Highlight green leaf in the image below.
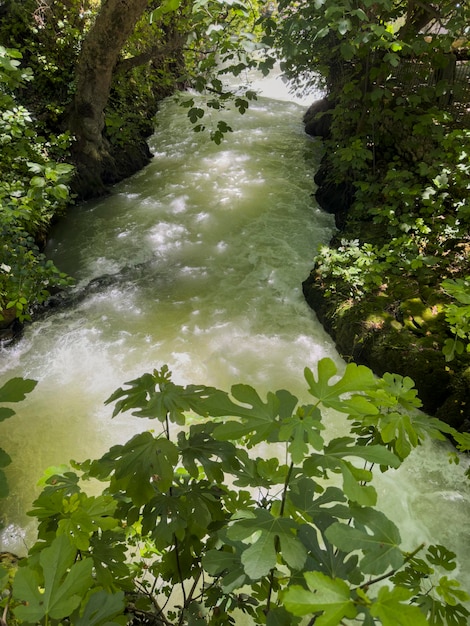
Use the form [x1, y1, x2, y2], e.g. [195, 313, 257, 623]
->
[370, 585, 428, 625]
[189, 107, 205, 123]
[266, 605, 297, 626]
[303, 438, 399, 505]
[178, 423, 239, 481]
[56, 493, 118, 550]
[214, 386, 288, 445]
[107, 367, 239, 426]
[427, 544, 457, 571]
[30, 175, 45, 188]
[75, 590, 126, 625]
[325, 507, 403, 574]
[0, 377, 37, 402]
[241, 534, 277, 579]
[283, 572, 357, 625]
[304, 359, 376, 409]
[436, 576, 470, 605]
[0, 448, 12, 497]
[90, 432, 178, 504]
[13, 535, 93, 622]
[227, 509, 306, 578]
[378, 412, 418, 460]
[0, 448, 11, 469]
[279, 405, 324, 462]
[337, 18, 351, 35]
[0, 407, 15, 422]
[203, 549, 247, 591]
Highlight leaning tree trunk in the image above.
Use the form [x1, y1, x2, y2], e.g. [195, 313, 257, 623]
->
[69, 0, 149, 195]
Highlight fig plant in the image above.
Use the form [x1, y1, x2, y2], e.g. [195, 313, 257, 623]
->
[1, 359, 469, 624]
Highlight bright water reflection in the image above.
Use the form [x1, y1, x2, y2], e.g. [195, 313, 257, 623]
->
[0, 76, 469, 592]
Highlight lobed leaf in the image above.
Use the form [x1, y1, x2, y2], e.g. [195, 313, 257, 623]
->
[283, 571, 357, 625]
[325, 507, 403, 575]
[370, 585, 428, 626]
[13, 535, 93, 622]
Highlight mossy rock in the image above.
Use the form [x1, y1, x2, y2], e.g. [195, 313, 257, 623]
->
[303, 270, 470, 430]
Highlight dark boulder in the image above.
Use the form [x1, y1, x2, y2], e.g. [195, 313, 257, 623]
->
[303, 98, 334, 138]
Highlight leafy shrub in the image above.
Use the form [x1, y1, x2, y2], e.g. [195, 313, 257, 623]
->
[1, 360, 469, 624]
[0, 46, 73, 322]
[442, 276, 470, 361]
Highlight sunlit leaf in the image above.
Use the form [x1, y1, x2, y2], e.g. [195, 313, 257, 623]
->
[283, 571, 357, 625]
[13, 535, 93, 622]
[370, 585, 428, 625]
[304, 359, 377, 409]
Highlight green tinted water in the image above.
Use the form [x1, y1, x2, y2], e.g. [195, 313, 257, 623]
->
[0, 79, 469, 590]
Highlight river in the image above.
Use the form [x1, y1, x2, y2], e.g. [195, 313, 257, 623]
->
[1, 74, 469, 592]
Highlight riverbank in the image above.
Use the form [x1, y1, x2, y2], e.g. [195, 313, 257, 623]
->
[302, 99, 470, 432]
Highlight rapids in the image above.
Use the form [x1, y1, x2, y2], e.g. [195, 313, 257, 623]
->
[0, 74, 469, 593]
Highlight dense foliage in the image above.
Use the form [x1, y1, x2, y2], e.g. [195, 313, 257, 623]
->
[0, 0, 271, 324]
[271, 0, 470, 329]
[1, 362, 470, 625]
[1, 2, 470, 623]
[0, 45, 73, 324]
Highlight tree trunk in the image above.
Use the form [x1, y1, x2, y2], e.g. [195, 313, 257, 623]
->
[69, 0, 149, 194]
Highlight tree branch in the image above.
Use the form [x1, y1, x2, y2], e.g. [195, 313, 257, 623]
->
[115, 36, 185, 75]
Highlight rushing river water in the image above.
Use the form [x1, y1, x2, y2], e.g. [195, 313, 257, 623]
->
[1, 74, 469, 592]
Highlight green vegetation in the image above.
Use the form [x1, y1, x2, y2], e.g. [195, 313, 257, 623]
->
[1, 2, 470, 622]
[268, 0, 470, 416]
[0, 46, 73, 323]
[0, 0, 270, 324]
[1, 362, 470, 624]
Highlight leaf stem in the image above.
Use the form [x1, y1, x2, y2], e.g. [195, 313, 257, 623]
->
[267, 461, 295, 613]
[357, 542, 426, 590]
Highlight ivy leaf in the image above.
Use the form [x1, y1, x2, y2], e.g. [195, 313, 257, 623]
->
[370, 585, 428, 625]
[0, 377, 37, 402]
[75, 590, 126, 625]
[325, 507, 403, 575]
[188, 107, 205, 123]
[13, 535, 93, 622]
[234, 97, 248, 114]
[90, 432, 178, 503]
[283, 571, 357, 625]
